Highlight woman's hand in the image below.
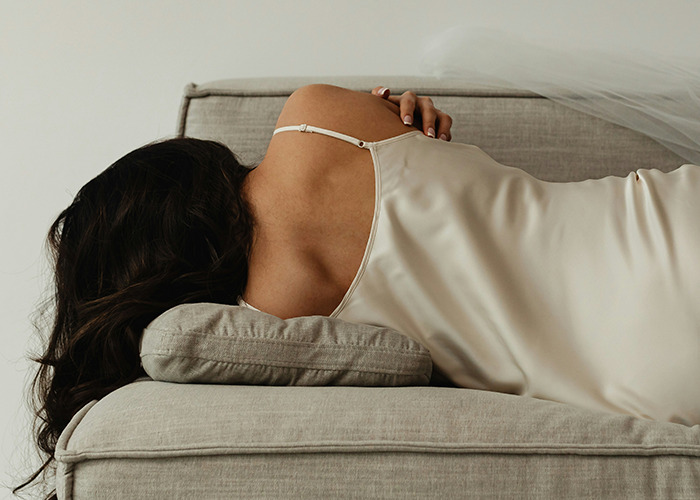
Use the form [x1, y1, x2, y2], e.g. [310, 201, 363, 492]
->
[372, 86, 453, 141]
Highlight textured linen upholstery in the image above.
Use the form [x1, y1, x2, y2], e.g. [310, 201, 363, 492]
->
[140, 302, 432, 386]
[54, 77, 700, 499]
[57, 380, 700, 499]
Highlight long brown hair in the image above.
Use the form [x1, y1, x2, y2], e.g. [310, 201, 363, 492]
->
[15, 138, 255, 498]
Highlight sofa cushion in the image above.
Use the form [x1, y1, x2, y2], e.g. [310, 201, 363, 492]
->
[140, 302, 432, 386]
[56, 380, 700, 499]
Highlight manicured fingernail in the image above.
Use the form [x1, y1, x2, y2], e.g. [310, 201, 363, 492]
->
[427, 127, 436, 138]
[379, 87, 388, 96]
[440, 133, 448, 141]
[403, 115, 413, 126]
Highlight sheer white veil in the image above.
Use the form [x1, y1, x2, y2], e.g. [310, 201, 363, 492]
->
[420, 27, 700, 165]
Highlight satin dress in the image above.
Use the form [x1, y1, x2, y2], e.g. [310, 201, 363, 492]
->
[241, 124, 700, 425]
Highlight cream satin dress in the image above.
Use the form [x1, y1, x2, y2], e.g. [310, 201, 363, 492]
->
[241, 124, 700, 425]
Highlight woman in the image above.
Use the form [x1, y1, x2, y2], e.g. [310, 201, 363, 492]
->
[18, 83, 700, 496]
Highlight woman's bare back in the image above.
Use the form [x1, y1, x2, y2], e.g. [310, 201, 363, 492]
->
[241, 85, 414, 318]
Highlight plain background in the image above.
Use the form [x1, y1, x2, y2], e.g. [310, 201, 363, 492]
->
[3, 1, 699, 497]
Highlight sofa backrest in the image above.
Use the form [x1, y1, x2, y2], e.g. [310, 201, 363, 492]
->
[177, 76, 685, 182]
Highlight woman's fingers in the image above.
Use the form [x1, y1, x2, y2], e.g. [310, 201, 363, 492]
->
[372, 86, 413, 123]
[371, 86, 452, 140]
[417, 96, 437, 137]
[372, 86, 390, 99]
[415, 96, 452, 141]
[398, 91, 417, 126]
[436, 111, 453, 141]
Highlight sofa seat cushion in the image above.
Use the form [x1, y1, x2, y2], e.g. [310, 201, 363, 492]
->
[55, 379, 700, 499]
[140, 303, 432, 387]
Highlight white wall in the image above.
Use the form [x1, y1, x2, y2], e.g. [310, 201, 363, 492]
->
[3, 0, 698, 495]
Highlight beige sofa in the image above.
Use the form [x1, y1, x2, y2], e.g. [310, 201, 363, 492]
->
[54, 77, 700, 499]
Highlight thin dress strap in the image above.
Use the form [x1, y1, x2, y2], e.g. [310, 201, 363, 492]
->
[273, 124, 370, 149]
[237, 296, 261, 312]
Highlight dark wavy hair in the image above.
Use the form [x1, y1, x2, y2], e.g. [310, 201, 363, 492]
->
[14, 138, 255, 499]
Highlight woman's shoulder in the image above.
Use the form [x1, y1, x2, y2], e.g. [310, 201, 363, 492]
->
[257, 83, 410, 202]
[274, 84, 414, 142]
